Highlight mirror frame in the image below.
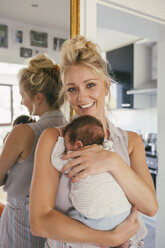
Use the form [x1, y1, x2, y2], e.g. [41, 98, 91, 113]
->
[70, 0, 80, 118]
[70, 0, 80, 38]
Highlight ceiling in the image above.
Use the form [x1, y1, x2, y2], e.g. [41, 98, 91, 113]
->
[0, 0, 164, 52]
[0, 0, 70, 32]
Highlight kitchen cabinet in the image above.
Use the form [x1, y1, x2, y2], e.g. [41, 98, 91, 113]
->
[106, 41, 157, 109]
[106, 44, 134, 109]
[132, 41, 157, 109]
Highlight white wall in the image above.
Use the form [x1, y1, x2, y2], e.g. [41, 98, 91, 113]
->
[0, 17, 69, 65]
[156, 38, 165, 248]
[108, 108, 157, 136]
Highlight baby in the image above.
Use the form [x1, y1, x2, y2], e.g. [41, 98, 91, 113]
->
[51, 115, 131, 231]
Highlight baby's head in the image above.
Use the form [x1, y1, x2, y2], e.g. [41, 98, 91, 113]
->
[63, 115, 104, 152]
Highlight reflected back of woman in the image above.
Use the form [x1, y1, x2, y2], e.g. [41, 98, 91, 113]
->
[0, 53, 66, 248]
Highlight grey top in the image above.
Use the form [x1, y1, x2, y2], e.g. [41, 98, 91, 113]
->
[51, 118, 147, 246]
[4, 110, 66, 201]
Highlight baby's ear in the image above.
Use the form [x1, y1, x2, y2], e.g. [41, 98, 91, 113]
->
[76, 141, 83, 149]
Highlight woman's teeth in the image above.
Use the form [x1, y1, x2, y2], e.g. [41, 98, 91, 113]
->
[80, 102, 94, 109]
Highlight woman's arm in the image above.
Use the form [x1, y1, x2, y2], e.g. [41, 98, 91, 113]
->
[109, 131, 158, 216]
[61, 132, 158, 217]
[29, 128, 140, 247]
[0, 124, 34, 186]
[121, 131, 158, 215]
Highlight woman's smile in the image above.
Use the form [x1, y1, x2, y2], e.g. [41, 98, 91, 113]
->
[79, 102, 95, 109]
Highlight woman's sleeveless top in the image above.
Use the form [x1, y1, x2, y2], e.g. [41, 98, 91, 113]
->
[3, 110, 66, 202]
[47, 119, 147, 247]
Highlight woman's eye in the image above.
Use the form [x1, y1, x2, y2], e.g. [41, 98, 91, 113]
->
[87, 82, 95, 88]
[67, 87, 76, 92]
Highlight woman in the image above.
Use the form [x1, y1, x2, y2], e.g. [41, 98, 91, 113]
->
[30, 36, 158, 247]
[0, 54, 66, 247]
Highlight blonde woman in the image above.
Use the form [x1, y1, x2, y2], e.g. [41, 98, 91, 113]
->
[0, 54, 66, 247]
[30, 37, 158, 248]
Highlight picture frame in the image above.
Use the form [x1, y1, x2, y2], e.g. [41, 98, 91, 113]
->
[30, 30, 48, 48]
[53, 37, 66, 51]
[14, 29, 23, 44]
[0, 24, 8, 48]
[20, 47, 33, 58]
[34, 49, 47, 55]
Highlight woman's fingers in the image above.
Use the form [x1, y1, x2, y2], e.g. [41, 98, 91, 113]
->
[62, 150, 82, 160]
[67, 164, 85, 179]
[70, 170, 89, 182]
[62, 144, 100, 160]
[61, 156, 83, 173]
[61, 144, 112, 180]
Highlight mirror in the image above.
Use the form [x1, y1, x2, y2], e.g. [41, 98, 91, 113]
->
[0, 0, 80, 203]
[0, 0, 71, 64]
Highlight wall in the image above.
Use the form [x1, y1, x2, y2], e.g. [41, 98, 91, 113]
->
[103, 0, 165, 21]
[0, 17, 69, 65]
[108, 108, 157, 136]
[156, 37, 165, 248]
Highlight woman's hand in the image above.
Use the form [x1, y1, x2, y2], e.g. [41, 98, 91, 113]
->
[109, 206, 140, 247]
[61, 144, 117, 182]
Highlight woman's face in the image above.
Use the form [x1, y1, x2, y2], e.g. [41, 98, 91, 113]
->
[65, 65, 108, 120]
[19, 85, 34, 115]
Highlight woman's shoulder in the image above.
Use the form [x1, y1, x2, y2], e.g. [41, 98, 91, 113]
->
[10, 123, 34, 140]
[39, 127, 60, 146]
[36, 127, 64, 157]
[42, 127, 59, 138]
[127, 130, 141, 142]
[3, 124, 35, 157]
[127, 131, 143, 154]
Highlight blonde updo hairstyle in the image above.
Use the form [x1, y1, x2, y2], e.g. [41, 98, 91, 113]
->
[60, 35, 111, 98]
[19, 53, 64, 110]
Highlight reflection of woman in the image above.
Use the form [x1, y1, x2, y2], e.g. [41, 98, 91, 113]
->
[0, 54, 66, 248]
[30, 36, 158, 248]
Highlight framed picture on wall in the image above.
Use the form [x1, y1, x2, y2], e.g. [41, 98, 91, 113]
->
[53, 37, 66, 51]
[0, 24, 8, 48]
[34, 49, 47, 55]
[14, 29, 23, 44]
[20, 47, 33, 58]
[30, 30, 48, 48]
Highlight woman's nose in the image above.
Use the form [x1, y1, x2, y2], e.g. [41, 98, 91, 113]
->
[77, 90, 86, 101]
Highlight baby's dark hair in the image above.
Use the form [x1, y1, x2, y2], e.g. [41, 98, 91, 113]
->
[63, 115, 104, 146]
[13, 115, 33, 126]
